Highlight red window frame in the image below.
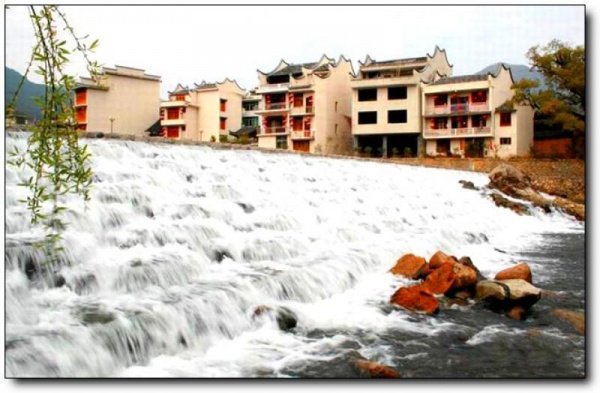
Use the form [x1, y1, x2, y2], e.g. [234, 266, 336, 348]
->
[500, 112, 512, 126]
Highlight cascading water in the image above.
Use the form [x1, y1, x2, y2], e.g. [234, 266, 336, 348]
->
[5, 131, 584, 378]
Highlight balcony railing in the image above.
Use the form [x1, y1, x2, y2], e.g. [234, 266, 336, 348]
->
[290, 105, 313, 115]
[424, 102, 490, 116]
[242, 107, 261, 115]
[256, 83, 290, 94]
[260, 126, 289, 135]
[423, 127, 492, 138]
[290, 129, 314, 139]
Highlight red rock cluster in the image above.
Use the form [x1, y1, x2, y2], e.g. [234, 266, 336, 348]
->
[388, 251, 541, 320]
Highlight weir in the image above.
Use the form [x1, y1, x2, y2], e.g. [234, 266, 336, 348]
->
[5, 132, 584, 378]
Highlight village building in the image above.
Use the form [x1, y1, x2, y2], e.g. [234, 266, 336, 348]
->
[421, 64, 534, 158]
[255, 55, 354, 154]
[74, 65, 161, 135]
[350, 47, 453, 157]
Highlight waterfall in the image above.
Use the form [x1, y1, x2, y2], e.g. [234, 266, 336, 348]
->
[4, 132, 584, 378]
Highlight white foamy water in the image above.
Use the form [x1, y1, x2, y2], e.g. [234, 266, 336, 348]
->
[4, 132, 584, 378]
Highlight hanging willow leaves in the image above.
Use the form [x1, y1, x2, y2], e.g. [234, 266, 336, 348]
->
[7, 5, 102, 262]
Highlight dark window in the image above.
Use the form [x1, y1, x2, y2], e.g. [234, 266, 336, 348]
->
[472, 115, 487, 127]
[276, 135, 288, 149]
[500, 112, 512, 126]
[388, 86, 407, 100]
[388, 110, 407, 124]
[500, 137, 512, 145]
[434, 94, 448, 106]
[358, 88, 377, 102]
[358, 111, 377, 124]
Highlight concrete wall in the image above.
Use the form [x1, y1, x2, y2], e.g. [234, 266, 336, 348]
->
[515, 104, 534, 156]
[258, 135, 277, 149]
[197, 89, 220, 142]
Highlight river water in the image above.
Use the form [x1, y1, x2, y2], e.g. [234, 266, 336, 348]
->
[4, 132, 585, 378]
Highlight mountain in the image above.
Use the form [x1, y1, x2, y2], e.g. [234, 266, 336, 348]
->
[5, 67, 45, 120]
[476, 63, 546, 89]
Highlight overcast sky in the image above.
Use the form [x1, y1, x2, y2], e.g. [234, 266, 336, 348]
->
[5, 4, 585, 99]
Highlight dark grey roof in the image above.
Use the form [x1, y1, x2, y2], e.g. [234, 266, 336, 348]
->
[431, 74, 488, 85]
[195, 82, 217, 89]
[367, 56, 427, 67]
[269, 62, 320, 76]
[230, 126, 258, 137]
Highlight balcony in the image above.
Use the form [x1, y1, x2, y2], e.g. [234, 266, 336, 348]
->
[256, 83, 290, 94]
[290, 129, 314, 140]
[258, 126, 289, 136]
[424, 102, 490, 116]
[256, 102, 289, 114]
[290, 105, 314, 116]
[242, 107, 261, 116]
[161, 100, 187, 108]
[423, 127, 492, 139]
[161, 118, 186, 126]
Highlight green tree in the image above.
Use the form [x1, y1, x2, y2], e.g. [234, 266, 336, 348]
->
[511, 40, 585, 157]
[7, 5, 101, 260]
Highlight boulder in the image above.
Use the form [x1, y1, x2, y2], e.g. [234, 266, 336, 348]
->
[451, 263, 478, 291]
[457, 256, 486, 282]
[354, 360, 400, 378]
[490, 193, 530, 215]
[418, 264, 433, 279]
[253, 305, 298, 331]
[389, 254, 427, 280]
[488, 164, 532, 194]
[423, 262, 455, 295]
[551, 309, 585, 335]
[494, 263, 533, 284]
[505, 306, 527, 321]
[475, 279, 541, 310]
[390, 285, 439, 315]
[459, 180, 478, 190]
[429, 250, 456, 270]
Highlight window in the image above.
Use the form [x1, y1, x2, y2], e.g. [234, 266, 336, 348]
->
[358, 111, 377, 124]
[220, 99, 227, 112]
[451, 116, 468, 128]
[358, 88, 377, 102]
[388, 86, 407, 100]
[500, 137, 512, 145]
[166, 127, 179, 139]
[388, 110, 407, 124]
[220, 117, 226, 130]
[75, 89, 87, 105]
[167, 108, 179, 120]
[472, 115, 487, 127]
[242, 117, 258, 127]
[471, 90, 487, 103]
[174, 94, 186, 101]
[76, 107, 87, 123]
[500, 112, 512, 126]
[293, 93, 303, 107]
[276, 135, 288, 149]
[293, 116, 303, 131]
[433, 94, 447, 107]
[434, 117, 447, 129]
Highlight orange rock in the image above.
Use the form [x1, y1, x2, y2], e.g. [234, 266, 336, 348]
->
[451, 263, 478, 290]
[494, 263, 533, 283]
[506, 306, 526, 321]
[419, 264, 432, 279]
[390, 285, 439, 315]
[389, 254, 427, 280]
[551, 309, 585, 335]
[354, 360, 400, 378]
[423, 262, 456, 294]
[429, 250, 455, 270]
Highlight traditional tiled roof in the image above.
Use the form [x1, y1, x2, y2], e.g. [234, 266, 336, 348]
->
[431, 74, 488, 85]
[365, 56, 427, 67]
[495, 101, 516, 112]
[269, 62, 318, 76]
[194, 81, 218, 90]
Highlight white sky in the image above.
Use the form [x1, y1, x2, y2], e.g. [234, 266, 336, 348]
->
[4, 2, 585, 99]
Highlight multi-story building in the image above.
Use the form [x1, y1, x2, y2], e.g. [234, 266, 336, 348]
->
[351, 47, 453, 157]
[74, 65, 161, 135]
[237, 90, 262, 139]
[421, 64, 534, 158]
[255, 55, 354, 154]
[160, 79, 245, 142]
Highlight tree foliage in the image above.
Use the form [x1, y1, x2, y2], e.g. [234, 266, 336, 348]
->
[7, 5, 101, 259]
[511, 40, 585, 140]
